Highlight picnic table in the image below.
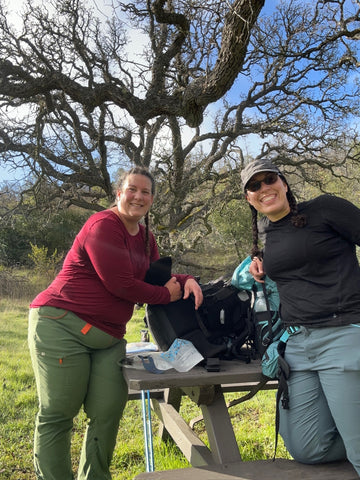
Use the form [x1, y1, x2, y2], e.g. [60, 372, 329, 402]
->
[124, 358, 356, 480]
[124, 358, 277, 467]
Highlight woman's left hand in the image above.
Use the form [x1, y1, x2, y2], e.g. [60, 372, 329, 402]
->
[183, 278, 203, 310]
[249, 256, 265, 283]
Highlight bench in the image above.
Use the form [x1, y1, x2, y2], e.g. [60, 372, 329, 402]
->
[133, 459, 357, 480]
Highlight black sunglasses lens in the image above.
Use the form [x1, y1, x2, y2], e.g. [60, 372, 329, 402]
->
[264, 173, 278, 185]
[247, 180, 261, 192]
[247, 173, 278, 192]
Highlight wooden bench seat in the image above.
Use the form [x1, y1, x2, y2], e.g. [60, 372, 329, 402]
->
[133, 459, 357, 480]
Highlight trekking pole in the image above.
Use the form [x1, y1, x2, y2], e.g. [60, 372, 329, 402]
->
[141, 389, 155, 472]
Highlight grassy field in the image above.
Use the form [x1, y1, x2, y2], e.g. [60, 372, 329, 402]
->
[0, 297, 291, 480]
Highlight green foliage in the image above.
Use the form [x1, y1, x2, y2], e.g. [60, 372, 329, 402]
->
[0, 222, 31, 267]
[0, 300, 38, 479]
[0, 197, 90, 268]
[27, 244, 63, 293]
[28, 243, 62, 277]
[3, 160, 360, 280]
[210, 198, 253, 261]
[0, 268, 39, 301]
[29, 209, 91, 259]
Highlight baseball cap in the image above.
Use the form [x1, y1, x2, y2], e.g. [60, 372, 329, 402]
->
[241, 159, 281, 190]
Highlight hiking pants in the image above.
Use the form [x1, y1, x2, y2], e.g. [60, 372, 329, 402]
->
[279, 323, 360, 476]
[28, 307, 128, 480]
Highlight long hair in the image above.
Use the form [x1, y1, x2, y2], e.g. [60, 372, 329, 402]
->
[114, 166, 155, 256]
[249, 176, 307, 258]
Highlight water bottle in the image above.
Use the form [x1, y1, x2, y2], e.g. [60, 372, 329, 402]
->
[255, 290, 267, 312]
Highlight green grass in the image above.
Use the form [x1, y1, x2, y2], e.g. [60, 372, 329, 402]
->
[0, 298, 291, 480]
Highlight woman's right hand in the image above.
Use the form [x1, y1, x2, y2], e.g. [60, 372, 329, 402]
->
[164, 277, 182, 302]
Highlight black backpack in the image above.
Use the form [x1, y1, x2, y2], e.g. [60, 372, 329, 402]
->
[144, 257, 282, 369]
[146, 278, 254, 367]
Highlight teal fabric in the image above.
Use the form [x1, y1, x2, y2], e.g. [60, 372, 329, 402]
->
[279, 324, 360, 475]
[28, 307, 128, 480]
[261, 340, 281, 379]
[231, 255, 280, 311]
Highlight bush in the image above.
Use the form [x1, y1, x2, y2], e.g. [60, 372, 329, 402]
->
[0, 268, 39, 300]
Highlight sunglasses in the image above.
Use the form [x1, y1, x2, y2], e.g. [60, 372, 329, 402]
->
[246, 172, 279, 192]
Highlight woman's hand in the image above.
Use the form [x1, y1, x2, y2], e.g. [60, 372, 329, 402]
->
[183, 278, 203, 310]
[164, 277, 182, 302]
[249, 256, 266, 283]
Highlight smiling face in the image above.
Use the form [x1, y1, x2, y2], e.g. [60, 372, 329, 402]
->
[245, 172, 290, 222]
[117, 173, 154, 223]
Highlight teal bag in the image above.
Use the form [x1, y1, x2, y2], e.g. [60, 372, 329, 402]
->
[231, 256, 286, 375]
[261, 341, 281, 378]
[231, 256, 280, 311]
[261, 328, 290, 379]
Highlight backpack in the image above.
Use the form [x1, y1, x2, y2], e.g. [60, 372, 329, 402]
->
[232, 257, 292, 459]
[231, 256, 285, 358]
[144, 256, 283, 369]
[146, 278, 254, 368]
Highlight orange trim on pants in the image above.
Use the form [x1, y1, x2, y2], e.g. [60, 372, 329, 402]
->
[81, 323, 93, 335]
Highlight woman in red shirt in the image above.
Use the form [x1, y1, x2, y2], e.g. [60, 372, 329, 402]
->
[28, 166, 203, 480]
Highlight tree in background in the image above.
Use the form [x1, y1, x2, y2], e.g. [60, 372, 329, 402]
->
[0, 181, 91, 267]
[0, 0, 360, 270]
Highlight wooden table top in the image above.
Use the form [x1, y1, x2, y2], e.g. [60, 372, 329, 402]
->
[123, 358, 267, 391]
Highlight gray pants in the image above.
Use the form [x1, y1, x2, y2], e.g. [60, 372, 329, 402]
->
[28, 307, 128, 480]
[279, 323, 360, 476]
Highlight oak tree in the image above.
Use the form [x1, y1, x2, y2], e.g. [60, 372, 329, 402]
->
[0, 0, 359, 260]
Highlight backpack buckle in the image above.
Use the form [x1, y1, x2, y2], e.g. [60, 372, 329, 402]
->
[286, 326, 301, 335]
[205, 358, 220, 372]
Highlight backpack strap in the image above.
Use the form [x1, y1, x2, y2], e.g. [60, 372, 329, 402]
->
[194, 310, 212, 338]
[261, 282, 274, 346]
[204, 357, 220, 372]
[273, 339, 290, 460]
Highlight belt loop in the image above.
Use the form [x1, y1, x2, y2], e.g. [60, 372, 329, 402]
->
[81, 323, 93, 335]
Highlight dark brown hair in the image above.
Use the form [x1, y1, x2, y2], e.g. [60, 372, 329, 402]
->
[115, 166, 155, 256]
[248, 175, 307, 258]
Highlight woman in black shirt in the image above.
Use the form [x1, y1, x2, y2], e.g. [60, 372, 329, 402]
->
[241, 158, 360, 476]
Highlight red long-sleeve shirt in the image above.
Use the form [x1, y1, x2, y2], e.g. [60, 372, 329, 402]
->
[30, 210, 191, 338]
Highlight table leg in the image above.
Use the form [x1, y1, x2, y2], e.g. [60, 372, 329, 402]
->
[158, 388, 182, 441]
[151, 397, 214, 466]
[200, 385, 242, 464]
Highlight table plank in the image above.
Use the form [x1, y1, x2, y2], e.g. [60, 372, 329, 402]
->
[199, 385, 242, 464]
[123, 359, 267, 391]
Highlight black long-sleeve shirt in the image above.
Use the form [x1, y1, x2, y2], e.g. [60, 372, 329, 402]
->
[262, 194, 360, 327]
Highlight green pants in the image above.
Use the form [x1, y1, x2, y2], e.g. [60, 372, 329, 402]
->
[28, 307, 128, 480]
